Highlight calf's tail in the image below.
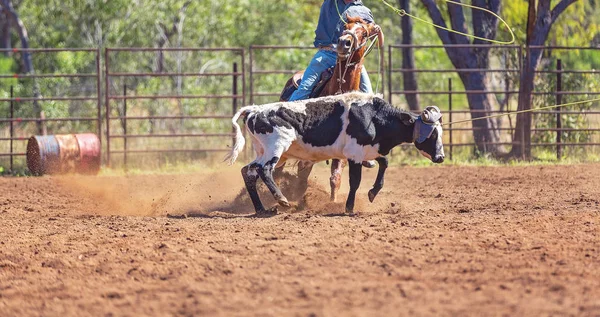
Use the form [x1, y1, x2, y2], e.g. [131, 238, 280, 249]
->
[224, 106, 254, 165]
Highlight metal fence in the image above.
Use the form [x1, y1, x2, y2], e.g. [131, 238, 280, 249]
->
[388, 44, 600, 160]
[104, 47, 245, 168]
[1, 45, 599, 172]
[0, 48, 101, 171]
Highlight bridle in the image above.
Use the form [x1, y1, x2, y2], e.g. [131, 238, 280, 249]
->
[336, 22, 380, 94]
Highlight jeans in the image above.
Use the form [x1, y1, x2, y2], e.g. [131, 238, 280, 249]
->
[288, 49, 373, 101]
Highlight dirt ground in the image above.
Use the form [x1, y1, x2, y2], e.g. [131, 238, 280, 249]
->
[0, 163, 599, 317]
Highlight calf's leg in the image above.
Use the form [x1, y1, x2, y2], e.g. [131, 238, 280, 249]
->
[368, 156, 388, 202]
[345, 160, 362, 214]
[241, 163, 265, 213]
[258, 156, 290, 207]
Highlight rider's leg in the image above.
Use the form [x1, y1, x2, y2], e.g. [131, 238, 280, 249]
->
[289, 50, 337, 101]
[359, 66, 373, 94]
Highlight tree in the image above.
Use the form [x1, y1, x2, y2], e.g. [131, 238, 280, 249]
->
[420, 0, 504, 155]
[510, 0, 578, 159]
[399, 0, 420, 111]
[1, 0, 44, 134]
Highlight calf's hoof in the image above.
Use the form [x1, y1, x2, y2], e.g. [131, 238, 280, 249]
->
[255, 206, 278, 218]
[277, 196, 290, 207]
[345, 207, 359, 217]
[368, 190, 376, 203]
[362, 160, 377, 168]
[368, 188, 381, 203]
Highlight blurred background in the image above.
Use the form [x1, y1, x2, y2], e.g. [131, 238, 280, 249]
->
[1, 0, 599, 172]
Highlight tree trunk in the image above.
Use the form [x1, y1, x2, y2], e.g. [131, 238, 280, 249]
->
[460, 71, 503, 155]
[2, 0, 44, 134]
[399, 0, 420, 111]
[509, 0, 577, 159]
[421, 0, 504, 155]
[1, 10, 10, 54]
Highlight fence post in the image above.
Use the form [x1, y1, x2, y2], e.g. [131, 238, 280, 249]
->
[249, 46, 254, 105]
[448, 78, 453, 161]
[123, 84, 128, 171]
[104, 48, 111, 167]
[96, 48, 102, 144]
[379, 41, 385, 98]
[10, 86, 14, 173]
[387, 45, 392, 104]
[232, 62, 238, 148]
[556, 59, 562, 160]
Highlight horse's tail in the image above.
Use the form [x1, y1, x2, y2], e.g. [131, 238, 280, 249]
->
[224, 105, 256, 165]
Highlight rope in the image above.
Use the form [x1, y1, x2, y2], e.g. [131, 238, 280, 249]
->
[378, 0, 516, 45]
[371, 0, 600, 126]
[442, 98, 600, 126]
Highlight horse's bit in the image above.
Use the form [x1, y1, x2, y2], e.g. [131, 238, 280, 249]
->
[336, 22, 379, 94]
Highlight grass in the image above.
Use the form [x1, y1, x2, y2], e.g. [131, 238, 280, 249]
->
[2, 144, 600, 177]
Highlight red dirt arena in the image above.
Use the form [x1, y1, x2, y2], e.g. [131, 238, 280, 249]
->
[0, 164, 599, 316]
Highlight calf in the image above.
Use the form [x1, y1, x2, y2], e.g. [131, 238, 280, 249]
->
[225, 92, 444, 216]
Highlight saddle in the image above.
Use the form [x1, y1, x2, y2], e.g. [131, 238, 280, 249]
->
[279, 67, 334, 101]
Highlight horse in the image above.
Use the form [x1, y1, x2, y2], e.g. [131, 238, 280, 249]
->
[278, 16, 385, 202]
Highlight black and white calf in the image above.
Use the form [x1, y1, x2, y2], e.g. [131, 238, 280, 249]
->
[225, 92, 444, 215]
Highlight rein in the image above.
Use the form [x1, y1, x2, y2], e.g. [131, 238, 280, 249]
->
[335, 22, 377, 94]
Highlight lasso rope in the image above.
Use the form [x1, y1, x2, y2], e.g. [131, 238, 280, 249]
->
[378, 0, 515, 45]
[442, 98, 600, 126]
[334, 0, 598, 126]
[373, 0, 600, 126]
[337, 0, 515, 44]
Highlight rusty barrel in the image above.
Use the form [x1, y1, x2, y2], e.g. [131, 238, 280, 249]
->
[75, 133, 101, 174]
[27, 135, 61, 175]
[26, 133, 101, 175]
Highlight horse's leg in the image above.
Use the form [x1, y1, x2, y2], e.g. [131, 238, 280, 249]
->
[368, 157, 388, 202]
[297, 160, 314, 197]
[273, 160, 286, 181]
[330, 159, 347, 202]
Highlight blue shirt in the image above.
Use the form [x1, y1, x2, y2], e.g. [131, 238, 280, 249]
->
[313, 0, 375, 48]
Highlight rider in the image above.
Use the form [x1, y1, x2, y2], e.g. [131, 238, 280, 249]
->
[288, 0, 376, 101]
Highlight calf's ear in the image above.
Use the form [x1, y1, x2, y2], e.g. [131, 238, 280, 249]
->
[398, 112, 415, 126]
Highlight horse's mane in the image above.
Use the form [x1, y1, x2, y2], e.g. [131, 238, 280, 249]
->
[345, 15, 368, 26]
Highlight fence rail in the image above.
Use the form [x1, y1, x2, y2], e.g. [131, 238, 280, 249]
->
[1, 45, 599, 172]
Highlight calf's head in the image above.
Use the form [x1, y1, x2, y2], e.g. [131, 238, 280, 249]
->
[413, 106, 445, 163]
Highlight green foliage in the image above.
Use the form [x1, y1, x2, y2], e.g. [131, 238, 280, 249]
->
[2, 0, 600, 169]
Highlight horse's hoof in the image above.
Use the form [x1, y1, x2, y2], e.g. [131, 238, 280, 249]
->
[362, 160, 377, 168]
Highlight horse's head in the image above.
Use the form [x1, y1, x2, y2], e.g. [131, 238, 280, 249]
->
[337, 16, 384, 61]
